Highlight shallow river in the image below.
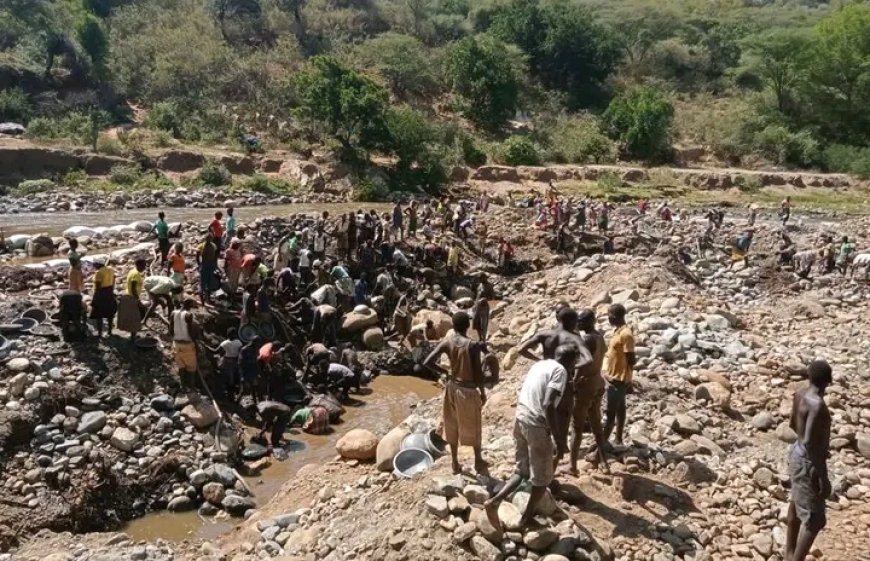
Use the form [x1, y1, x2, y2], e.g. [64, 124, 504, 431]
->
[122, 375, 441, 542]
[0, 203, 391, 237]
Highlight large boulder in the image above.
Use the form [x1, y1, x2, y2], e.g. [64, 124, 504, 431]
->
[413, 310, 452, 338]
[26, 235, 55, 257]
[221, 494, 256, 517]
[342, 307, 378, 332]
[77, 411, 107, 434]
[181, 401, 220, 429]
[376, 425, 411, 471]
[336, 429, 378, 461]
[110, 427, 140, 452]
[362, 327, 385, 351]
[694, 382, 731, 408]
[156, 150, 205, 173]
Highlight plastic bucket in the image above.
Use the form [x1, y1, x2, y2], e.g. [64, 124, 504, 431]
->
[393, 448, 434, 479]
[21, 308, 48, 324]
[401, 430, 447, 459]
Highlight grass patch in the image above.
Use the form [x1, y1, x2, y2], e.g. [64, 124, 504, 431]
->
[235, 174, 298, 195]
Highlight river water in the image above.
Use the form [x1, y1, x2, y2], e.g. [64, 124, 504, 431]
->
[122, 375, 441, 542]
[0, 203, 392, 237]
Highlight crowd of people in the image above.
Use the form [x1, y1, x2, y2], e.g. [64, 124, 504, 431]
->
[51, 189, 836, 561]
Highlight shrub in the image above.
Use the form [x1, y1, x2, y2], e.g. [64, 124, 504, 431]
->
[239, 174, 296, 194]
[14, 179, 55, 195]
[446, 35, 521, 131]
[95, 135, 127, 156]
[545, 114, 615, 164]
[500, 136, 540, 166]
[198, 160, 232, 186]
[144, 101, 183, 137]
[459, 133, 487, 167]
[752, 126, 819, 167]
[604, 86, 674, 162]
[25, 111, 113, 148]
[822, 144, 870, 178]
[0, 88, 33, 123]
[355, 179, 391, 202]
[109, 164, 142, 185]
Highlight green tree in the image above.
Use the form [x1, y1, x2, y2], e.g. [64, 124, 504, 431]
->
[384, 107, 447, 192]
[500, 135, 540, 165]
[76, 14, 108, 68]
[446, 34, 520, 130]
[742, 28, 811, 113]
[804, 4, 870, 144]
[294, 55, 390, 153]
[488, 0, 618, 108]
[349, 33, 440, 100]
[603, 86, 674, 161]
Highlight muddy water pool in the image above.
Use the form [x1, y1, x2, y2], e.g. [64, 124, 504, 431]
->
[122, 375, 441, 542]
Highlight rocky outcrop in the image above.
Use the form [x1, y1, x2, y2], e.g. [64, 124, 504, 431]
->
[155, 150, 205, 173]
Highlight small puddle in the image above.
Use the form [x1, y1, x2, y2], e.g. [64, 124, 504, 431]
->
[122, 375, 441, 542]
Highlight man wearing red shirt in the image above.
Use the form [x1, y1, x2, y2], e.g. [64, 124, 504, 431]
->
[209, 211, 225, 252]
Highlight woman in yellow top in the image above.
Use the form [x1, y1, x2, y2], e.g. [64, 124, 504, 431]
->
[67, 238, 84, 292]
[90, 259, 117, 337]
[119, 259, 147, 341]
[603, 303, 636, 448]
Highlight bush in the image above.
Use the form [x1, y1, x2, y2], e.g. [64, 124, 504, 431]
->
[822, 144, 870, 178]
[752, 126, 820, 167]
[239, 174, 296, 194]
[14, 179, 55, 195]
[604, 86, 674, 162]
[109, 164, 142, 185]
[500, 136, 541, 166]
[545, 114, 615, 164]
[0, 88, 33, 123]
[458, 133, 487, 167]
[446, 35, 521, 131]
[25, 111, 113, 148]
[355, 179, 391, 202]
[95, 135, 127, 156]
[198, 160, 232, 186]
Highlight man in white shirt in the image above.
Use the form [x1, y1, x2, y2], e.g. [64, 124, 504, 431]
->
[485, 344, 579, 529]
[298, 246, 313, 285]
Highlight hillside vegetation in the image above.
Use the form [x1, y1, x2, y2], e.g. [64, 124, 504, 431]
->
[0, 0, 868, 194]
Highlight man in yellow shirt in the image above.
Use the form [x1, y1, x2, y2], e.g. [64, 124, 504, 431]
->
[603, 303, 636, 447]
[119, 259, 147, 342]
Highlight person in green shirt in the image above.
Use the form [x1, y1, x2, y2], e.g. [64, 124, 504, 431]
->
[225, 206, 237, 243]
[837, 235, 855, 274]
[152, 212, 171, 265]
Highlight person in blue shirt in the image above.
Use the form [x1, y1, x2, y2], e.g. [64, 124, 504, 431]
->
[354, 273, 368, 306]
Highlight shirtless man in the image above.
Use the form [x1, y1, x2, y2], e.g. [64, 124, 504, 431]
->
[513, 307, 592, 463]
[785, 360, 832, 561]
[570, 309, 609, 474]
[424, 312, 487, 474]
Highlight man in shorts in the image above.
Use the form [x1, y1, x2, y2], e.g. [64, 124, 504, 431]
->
[785, 360, 832, 561]
[484, 345, 579, 529]
[169, 298, 198, 390]
[570, 309, 609, 474]
[603, 304, 636, 447]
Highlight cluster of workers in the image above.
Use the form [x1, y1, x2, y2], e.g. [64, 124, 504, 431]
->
[51, 189, 834, 561]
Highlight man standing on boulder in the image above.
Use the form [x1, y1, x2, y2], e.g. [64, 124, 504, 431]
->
[424, 311, 487, 474]
[484, 344, 579, 529]
[602, 304, 636, 447]
[784, 360, 832, 561]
